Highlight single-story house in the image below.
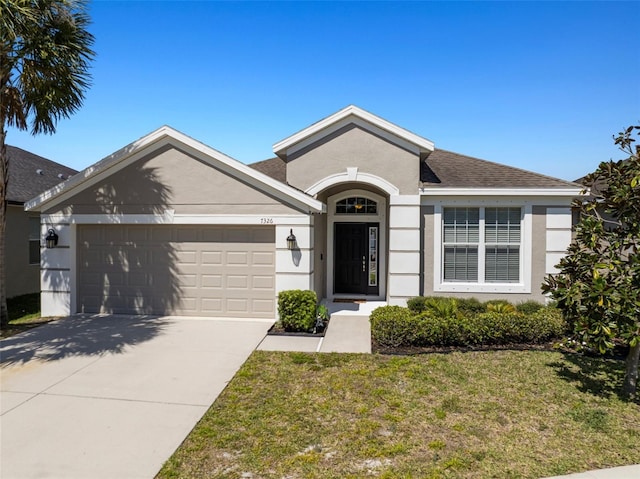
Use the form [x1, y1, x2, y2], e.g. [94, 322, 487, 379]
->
[26, 106, 582, 318]
[6, 146, 77, 298]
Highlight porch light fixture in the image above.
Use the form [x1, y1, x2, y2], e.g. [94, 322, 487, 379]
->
[286, 229, 297, 250]
[45, 228, 59, 248]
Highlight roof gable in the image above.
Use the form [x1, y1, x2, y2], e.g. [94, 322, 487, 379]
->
[26, 126, 324, 213]
[421, 149, 582, 190]
[273, 105, 435, 158]
[7, 146, 77, 204]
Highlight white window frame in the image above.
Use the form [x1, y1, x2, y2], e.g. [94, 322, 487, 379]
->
[433, 201, 532, 293]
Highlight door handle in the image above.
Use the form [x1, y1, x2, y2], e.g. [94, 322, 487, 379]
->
[362, 256, 366, 272]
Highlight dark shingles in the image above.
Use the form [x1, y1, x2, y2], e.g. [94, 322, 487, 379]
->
[421, 149, 581, 189]
[6, 146, 78, 204]
[249, 157, 286, 183]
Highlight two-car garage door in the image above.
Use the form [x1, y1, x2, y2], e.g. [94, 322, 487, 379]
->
[77, 225, 275, 318]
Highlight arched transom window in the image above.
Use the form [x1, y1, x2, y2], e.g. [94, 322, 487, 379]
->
[335, 197, 377, 214]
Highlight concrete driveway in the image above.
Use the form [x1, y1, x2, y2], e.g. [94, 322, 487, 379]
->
[0, 314, 272, 479]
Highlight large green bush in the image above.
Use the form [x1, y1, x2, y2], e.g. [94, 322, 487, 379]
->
[277, 290, 317, 332]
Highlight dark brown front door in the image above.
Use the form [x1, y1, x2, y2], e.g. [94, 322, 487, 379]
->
[334, 223, 379, 295]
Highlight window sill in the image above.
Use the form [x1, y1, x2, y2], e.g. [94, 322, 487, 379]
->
[434, 282, 530, 294]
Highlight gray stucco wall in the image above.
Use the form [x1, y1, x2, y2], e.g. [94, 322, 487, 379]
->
[6, 205, 40, 298]
[286, 125, 419, 195]
[421, 204, 549, 303]
[45, 146, 304, 216]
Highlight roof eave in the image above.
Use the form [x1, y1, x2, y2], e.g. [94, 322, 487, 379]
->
[419, 187, 585, 197]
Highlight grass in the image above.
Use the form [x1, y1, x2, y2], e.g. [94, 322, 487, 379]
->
[157, 350, 640, 479]
[1, 293, 54, 339]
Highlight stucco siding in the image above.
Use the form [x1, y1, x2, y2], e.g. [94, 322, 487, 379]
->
[6, 206, 40, 298]
[45, 146, 303, 216]
[286, 125, 419, 195]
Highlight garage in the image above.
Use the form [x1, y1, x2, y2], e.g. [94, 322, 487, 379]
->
[78, 224, 276, 318]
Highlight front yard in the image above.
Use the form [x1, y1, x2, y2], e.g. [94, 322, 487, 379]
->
[158, 350, 640, 479]
[1, 293, 54, 339]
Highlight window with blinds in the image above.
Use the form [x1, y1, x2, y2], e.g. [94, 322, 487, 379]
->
[485, 207, 520, 282]
[442, 207, 521, 284]
[443, 208, 479, 281]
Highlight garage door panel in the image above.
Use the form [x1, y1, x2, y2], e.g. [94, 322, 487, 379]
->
[227, 275, 248, 289]
[78, 225, 275, 318]
[252, 251, 275, 265]
[201, 251, 222, 265]
[253, 275, 275, 290]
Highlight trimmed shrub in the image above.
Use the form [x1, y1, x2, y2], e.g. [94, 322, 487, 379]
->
[524, 307, 568, 342]
[516, 300, 545, 315]
[416, 312, 466, 346]
[370, 306, 421, 348]
[277, 290, 317, 332]
[407, 296, 428, 313]
[456, 297, 486, 315]
[370, 301, 568, 349]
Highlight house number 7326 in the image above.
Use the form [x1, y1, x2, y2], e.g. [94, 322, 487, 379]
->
[260, 218, 274, 224]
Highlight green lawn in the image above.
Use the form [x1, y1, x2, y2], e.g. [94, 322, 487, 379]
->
[158, 350, 639, 479]
[1, 293, 54, 339]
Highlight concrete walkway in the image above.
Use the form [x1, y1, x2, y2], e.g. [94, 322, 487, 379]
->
[258, 300, 381, 353]
[0, 315, 272, 479]
[541, 464, 640, 478]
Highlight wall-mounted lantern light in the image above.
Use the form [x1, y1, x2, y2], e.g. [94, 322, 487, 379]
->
[286, 229, 297, 250]
[45, 228, 59, 248]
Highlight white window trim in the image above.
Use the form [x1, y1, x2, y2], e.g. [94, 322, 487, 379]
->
[432, 202, 532, 293]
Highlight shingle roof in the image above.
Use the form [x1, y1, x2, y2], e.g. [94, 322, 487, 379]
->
[249, 157, 286, 183]
[6, 145, 78, 204]
[421, 149, 581, 189]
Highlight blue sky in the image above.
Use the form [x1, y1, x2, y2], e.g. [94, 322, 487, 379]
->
[8, 0, 640, 181]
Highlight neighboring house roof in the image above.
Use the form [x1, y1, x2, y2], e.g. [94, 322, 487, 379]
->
[6, 145, 78, 205]
[25, 126, 325, 214]
[421, 149, 581, 190]
[273, 105, 435, 158]
[249, 157, 286, 183]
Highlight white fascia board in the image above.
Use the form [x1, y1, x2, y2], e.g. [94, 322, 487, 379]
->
[273, 105, 435, 156]
[26, 126, 325, 214]
[39, 213, 314, 225]
[419, 187, 584, 197]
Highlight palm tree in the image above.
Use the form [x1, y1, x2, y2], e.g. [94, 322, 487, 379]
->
[1, 0, 95, 325]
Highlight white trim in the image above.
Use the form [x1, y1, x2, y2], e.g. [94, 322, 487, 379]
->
[26, 126, 325, 214]
[390, 195, 421, 206]
[306, 170, 400, 196]
[420, 187, 582, 197]
[39, 213, 314, 226]
[274, 105, 434, 156]
[432, 203, 533, 294]
[327, 189, 387, 301]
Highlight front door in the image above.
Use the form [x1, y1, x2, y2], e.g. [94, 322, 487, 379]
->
[334, 222, 379, 295]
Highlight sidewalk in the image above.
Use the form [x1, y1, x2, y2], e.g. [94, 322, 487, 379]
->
[541, 464, 640, 478]
[257, 300, 382, 353]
